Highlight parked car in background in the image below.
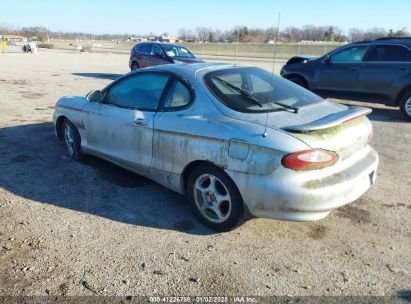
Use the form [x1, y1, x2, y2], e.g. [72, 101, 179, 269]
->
[129, 42, 203, 70]
[53, 63, 378, 232]
[281, 37, 411, 121]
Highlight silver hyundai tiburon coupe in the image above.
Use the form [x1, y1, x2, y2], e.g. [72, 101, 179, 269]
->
[53, 63, 379, 231]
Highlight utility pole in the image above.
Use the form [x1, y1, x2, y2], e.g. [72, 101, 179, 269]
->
[273, 13, 281, 65]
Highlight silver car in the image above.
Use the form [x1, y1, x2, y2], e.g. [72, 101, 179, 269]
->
[53, 63, 379, 232]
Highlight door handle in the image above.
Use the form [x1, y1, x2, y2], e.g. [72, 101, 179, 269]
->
[133, 118, 147, 126]
[127, 118, 147, 127]
[349, 67, 360, 71]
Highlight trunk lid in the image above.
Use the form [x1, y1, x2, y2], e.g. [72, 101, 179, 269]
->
[228, 101, 373, 159]
[279, 103, 373, 160]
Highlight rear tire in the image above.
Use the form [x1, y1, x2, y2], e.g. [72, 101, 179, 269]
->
[130, 62, 139, 71]
[186, 164, 243, 232]
[399, 92, 411, 122]
[288, 77, 308, 89]
[62, 119, 82, 160]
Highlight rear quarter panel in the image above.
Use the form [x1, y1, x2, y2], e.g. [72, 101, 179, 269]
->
[150, 85, 309, 193]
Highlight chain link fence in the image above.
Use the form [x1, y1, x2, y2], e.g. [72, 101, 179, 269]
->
[47, 40, 344, 61]
[181, 42, 343, 60]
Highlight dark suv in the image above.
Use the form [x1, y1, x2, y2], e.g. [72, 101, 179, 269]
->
[281, 37, 411, 121]
[129, 42, 203, 70]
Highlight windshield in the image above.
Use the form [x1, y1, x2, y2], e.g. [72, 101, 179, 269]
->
[204, 67, 322, 113]
[161, 45, 195, 58]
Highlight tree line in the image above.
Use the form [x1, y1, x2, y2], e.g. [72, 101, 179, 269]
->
[183, 26, 410, 43]
[1, 23, 409, 43]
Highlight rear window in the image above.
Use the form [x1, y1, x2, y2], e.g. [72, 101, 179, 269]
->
[204, 67, 322, 113]
[366, 45, 411, 62]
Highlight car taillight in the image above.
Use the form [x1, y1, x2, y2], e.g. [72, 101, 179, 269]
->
[282, 149, 338, 170]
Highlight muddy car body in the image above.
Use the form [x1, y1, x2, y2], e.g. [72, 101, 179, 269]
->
[53, 63, 379, 231]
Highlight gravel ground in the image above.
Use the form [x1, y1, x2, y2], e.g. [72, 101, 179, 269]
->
[0, 50, 410, 299]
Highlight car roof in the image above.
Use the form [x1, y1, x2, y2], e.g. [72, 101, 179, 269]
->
[353, 37, 411, 48]
[139, 62, 233, 74]
[128, 62, 257, 80]
[135, 41, 186, 48]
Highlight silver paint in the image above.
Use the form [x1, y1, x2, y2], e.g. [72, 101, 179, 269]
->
[53, 63, 379, 221]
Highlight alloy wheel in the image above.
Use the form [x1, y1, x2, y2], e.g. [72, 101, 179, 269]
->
[193, 174, 232, 223]
[64, 123, 75, 156]
[405, 97, 411, 117]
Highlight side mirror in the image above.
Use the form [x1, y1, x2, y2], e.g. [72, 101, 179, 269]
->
[323, 55, 331, 63]
[87, 90, 101, 102]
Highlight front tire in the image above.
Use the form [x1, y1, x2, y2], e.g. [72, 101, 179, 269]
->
[187, 164, 243, 232]
[399, 92, 411, 121]
[62, 119, 82, 160]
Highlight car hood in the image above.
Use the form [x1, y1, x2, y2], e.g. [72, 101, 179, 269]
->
[286, 55, 319, 65]
[55, 96, 88, 110]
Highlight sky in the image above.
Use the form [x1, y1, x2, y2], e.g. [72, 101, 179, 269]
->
[1, 0, 410, 35]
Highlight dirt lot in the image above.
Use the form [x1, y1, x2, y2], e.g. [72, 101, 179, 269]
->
[0, 50, 410, 298]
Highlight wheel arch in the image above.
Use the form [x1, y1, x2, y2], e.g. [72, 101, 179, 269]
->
[285, 73, 309, 89]
[56, 116, 82, 145]
[181, 160, 218, 193]
[181, 160, 248, 214]
[55, 115, 68, 141]
[130, 60, 140, 69]
[396, 84, 411, 106]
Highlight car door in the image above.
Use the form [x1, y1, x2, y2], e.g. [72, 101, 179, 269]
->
[136, 44, 153, 68]
[151, 77, 194, 177]
[359, 44, 411, 99]
[315, 45, 369, 97]
[146, 44, 169, 66]
[83, 72, 171, 172]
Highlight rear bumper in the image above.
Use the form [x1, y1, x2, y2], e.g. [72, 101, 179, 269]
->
[227, 146, 379, 221]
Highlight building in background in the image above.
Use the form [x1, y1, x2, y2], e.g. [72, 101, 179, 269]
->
[127, 36, 148, 42]
[147, 35, 182, 43]
[0, 34, 25, 42]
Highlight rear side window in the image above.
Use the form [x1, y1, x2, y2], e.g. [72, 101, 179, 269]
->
[366, 45, 411, 62]
[105, 73, 170, 110]
[331, 45, 368, 63]
[162, 80, 192, 109]
[136, 44, 151, 54]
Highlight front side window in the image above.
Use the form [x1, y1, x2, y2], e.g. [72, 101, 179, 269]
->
[331, 45, 368, 63]
[105, 73, 170, 110]
[151, 45, 163, 56]
[366, 45, 411, 62]
[204, 67, 322, 113]
[161, 45, 195, 58]
[162, 80, 192, 109]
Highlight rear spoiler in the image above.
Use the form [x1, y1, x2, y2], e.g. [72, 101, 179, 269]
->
[283, 106, 372, 132]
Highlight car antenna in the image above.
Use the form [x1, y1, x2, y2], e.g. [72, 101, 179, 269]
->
[263, 12, 281, 138]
